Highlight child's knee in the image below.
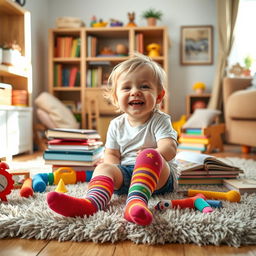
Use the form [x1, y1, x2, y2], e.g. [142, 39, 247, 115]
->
[135, 148, 163, 170]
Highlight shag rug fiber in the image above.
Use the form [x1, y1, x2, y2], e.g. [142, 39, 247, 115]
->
[1, 157, 256, 247]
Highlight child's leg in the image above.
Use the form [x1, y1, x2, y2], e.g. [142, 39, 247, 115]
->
[124, 148, 163, 226]
[46, 164, 122, 217]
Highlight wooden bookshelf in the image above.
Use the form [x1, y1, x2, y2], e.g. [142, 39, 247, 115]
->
[0, 0, 33, 158]
[48, 26, 169, 139]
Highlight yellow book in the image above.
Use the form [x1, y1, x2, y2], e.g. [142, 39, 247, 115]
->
[71, 38, 78, 57]
[179, 137, 209, 144]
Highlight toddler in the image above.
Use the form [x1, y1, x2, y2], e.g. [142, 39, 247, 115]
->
[47, 53, 178, 226]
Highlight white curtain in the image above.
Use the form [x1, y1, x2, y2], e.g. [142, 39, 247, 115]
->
[208, 0, 239, 110]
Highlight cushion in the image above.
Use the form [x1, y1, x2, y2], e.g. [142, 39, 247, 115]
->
[36, 108, 56, 129]
[35, 92, 79, 129]
[226, 89, 256, 120]
[183, 109, 221, 128]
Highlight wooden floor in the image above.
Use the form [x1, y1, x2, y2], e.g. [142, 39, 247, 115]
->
[1, 145, 256, 256]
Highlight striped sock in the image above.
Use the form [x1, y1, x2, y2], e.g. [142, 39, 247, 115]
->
[124, 148, 162, 226]
[46, 175, 113, 217]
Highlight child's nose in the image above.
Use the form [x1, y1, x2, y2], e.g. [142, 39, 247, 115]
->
[131, 87, 141, 96]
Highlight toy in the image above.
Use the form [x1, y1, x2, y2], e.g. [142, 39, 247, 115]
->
[31, 168, 93, 193]
[55, 178, 68, 193]
[92, 19, 108, 28]
[155, 193, 213, 213]
[172, 115, 187, 136]
[9, 170, 30, 188]
[185, 189, 241, 203]
[147, 43, 161, 57]
[126, 12, 137, 27]
[20, 178, 33, 198]
[116, 44, 128, 56]
[0, 163, 14, 201]
[192, 100, 207, 111]
[32, 173, 49, 192]
[110, 19, 123, 27]
[192, 82, 206, 94]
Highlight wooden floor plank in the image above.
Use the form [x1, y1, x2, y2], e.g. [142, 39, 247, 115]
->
[113, 241, 184, 256]
[0, 238, 49, 256]
[39, 241, 116, 256]
[184, 244, 256, 256]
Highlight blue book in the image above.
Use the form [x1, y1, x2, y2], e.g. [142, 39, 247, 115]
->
[43, 147, 104, 161]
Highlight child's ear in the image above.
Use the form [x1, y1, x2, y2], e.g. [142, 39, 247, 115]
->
[156, 90, 165, 104]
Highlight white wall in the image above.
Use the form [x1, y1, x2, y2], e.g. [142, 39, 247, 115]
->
[24, 0, 217, 121]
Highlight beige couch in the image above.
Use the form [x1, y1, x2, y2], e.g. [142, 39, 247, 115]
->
[223, 77, 256, 150]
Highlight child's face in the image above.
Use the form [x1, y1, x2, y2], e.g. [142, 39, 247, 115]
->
[116, 66, 163, 124]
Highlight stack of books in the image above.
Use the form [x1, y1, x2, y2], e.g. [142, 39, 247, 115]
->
[178, 128, 209, 153]
[44, 128, 104, 173]
[175, 151, 243, 185]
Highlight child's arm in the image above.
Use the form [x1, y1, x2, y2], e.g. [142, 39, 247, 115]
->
[103, 148, 121, 164]
[156, 138, 177, 162]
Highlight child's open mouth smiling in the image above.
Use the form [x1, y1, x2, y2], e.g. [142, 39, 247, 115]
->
[128, 100, 145, 106]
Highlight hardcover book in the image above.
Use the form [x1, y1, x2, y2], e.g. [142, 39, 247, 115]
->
[175, 151, 243, 174]
[223, 178, 256, 194]
[46, 128, 101, 140]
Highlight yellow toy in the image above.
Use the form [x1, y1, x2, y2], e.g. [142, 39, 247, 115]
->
[147, 43, 161, 57]
[54, 167, 76, 185]
[192, 82, 206, 94]
[186, 189, 241, 203]
[55, 178, 68, 193]
[172, 115, 187, 136]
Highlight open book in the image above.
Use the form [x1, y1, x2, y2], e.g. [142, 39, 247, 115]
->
[175, 151, 243, 175]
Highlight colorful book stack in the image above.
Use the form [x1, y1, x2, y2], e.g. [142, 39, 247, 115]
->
[176, 151, 243, 185]
[44, 128, 104, 177]
[178, 128, 209, 153]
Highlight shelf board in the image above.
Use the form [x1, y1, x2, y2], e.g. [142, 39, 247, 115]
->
[53, 58, 81, 63]
[0, 64, 28, 78]
[0, 0, 26, 15]
[86, 56, 129, 62]
[52, 87, 81, 91]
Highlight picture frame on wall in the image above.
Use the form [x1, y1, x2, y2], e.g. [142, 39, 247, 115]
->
[180, 25, 213, 65]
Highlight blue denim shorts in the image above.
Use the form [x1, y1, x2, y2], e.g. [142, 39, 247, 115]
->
[114, 165, 174, 196]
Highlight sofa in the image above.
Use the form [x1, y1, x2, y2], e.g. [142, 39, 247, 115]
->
[223, 77, 256, 152]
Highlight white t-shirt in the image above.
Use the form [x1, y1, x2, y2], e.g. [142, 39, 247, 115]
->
[105, 110, 177, 165]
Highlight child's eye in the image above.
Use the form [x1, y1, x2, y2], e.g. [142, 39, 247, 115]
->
[121, 86, 130, 91]
[140, 84, 150, 89]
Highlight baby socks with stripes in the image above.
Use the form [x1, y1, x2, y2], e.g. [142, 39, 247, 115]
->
[46, 175, 114, 217]
[124, 148, 163, 226]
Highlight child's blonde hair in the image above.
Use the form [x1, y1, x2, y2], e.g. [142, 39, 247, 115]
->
[105, 53, 167, 110]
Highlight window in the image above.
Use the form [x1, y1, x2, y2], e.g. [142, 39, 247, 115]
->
[228, 0, 256, 76]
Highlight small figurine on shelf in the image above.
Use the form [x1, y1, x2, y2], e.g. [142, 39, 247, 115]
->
[147, 43, 161, 57]
[90, 16, 97, 27]
[110, 19, 123, 27]
[115, 44, 128, 56]
[91, 18, 108, 28]
[126, 12, 137, 27]
[99, 46, 114, 56]
[192, 82, 206, 94]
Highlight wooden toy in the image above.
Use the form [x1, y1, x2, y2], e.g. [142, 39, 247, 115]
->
[9, 170, 30, 189]
[126, 12, 137, 27]
[20, 178, 33, 198]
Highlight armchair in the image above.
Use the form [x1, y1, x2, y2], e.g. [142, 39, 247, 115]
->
[223, 77, 256, 152]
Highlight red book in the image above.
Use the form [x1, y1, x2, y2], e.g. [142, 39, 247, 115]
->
[69, 67, 78, 87]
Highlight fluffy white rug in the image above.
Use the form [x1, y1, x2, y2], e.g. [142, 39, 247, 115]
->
[1, 157, 255, 246]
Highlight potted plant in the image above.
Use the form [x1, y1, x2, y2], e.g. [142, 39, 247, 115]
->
[142, 8, 163, 26]
[243, 55, 253, 76]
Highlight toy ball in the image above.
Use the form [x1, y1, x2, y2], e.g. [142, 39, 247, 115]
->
[116, 44, 128, 56]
